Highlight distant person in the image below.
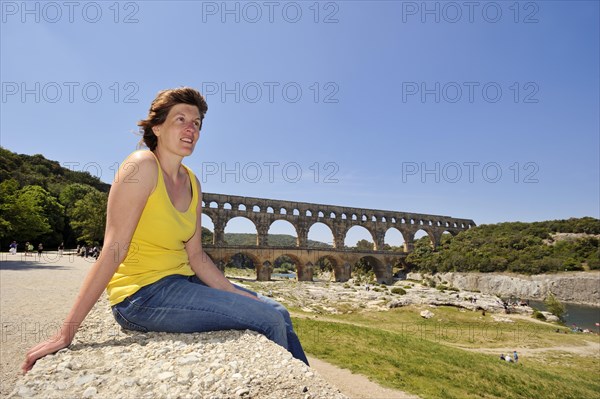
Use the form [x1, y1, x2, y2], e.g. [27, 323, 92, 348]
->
[37, 243, 43, 260]
[22, 87, 308, 374]
[500, 353, 505, 361]
[9, 241, 17, 255]
[58, 242, 64, 257]
[24, 242, 30, 257]
[513, 350, 519, 363]
[505, 354, 513, 363]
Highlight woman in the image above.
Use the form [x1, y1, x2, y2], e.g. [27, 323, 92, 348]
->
[22, 87, 308, 373]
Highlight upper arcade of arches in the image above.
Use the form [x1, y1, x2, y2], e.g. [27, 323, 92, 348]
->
[201, 192, 475, 251]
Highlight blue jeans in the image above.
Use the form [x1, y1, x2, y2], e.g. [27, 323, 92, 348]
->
[111, 274, 309, 365]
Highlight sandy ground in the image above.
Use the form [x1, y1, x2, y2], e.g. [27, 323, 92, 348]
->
[0, 252, 418, 399]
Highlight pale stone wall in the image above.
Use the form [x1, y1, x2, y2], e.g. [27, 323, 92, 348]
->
[407, 272, 600, 306]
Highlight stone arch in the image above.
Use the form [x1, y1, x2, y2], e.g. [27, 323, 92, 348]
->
[201, 213, 215, 244]
[344, 225, 376, 248]
[414, 228, 436, 249]
[274, 252, 308, 280]
[354, 255, 389, 284]
[268, 219, 298, 246]
[313, 254, 340, 281]
[307, 222, 335, 247]
[438, 230, 455, 247]
[224, 216, 258, 245]
[383, 227, 405, 251]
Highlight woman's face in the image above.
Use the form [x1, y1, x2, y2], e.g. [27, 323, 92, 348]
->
[153, 103, 202, 156]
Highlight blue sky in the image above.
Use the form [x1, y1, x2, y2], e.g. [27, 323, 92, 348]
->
[1, 1, 599, 246]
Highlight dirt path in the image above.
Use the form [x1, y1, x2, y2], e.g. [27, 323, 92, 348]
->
[307, 356, 420, 399]
[448, 340, 600, 358]
[0, 253, 419, 399]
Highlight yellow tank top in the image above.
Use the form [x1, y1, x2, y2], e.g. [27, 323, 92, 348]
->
[107, 152, 198, 306]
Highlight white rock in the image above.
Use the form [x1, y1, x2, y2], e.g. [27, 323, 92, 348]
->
[420, 310, 434, 319]
[178, 355, 200, 365]
[82, 386, 97, 398]
[157, 371, 175, 381]
[75, 373, 96, 386]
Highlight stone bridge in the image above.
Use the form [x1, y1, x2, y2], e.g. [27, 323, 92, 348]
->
[201, 192, 475, 283]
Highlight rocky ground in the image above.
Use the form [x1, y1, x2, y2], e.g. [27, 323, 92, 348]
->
[9, 295, 347, 399]
[243, 275, 535, 317]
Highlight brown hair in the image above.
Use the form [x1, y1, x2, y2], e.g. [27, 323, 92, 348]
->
[138, 87, 208, 151]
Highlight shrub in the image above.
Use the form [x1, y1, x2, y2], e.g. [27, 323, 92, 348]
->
[403, 285, 412, 289]
[588, 259, 600, 270]
[343, 283, 350, 289]
[544, 293, 566, 320]
[391, 287, 407, 295]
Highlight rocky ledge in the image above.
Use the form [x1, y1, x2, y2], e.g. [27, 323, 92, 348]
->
[417, 272, 600, 306]
[10, 296, 346, 399]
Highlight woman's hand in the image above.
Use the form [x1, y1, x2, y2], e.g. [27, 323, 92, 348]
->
[234, 287, 261, 302]
[21, 331, 72, 374]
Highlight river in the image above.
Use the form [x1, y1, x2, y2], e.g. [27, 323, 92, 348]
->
[528, 300, 600, 332]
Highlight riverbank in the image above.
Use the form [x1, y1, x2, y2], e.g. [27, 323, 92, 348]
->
[407, 271, 600, 307]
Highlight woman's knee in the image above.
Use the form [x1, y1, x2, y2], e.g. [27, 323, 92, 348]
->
[259, 296, 291, 319]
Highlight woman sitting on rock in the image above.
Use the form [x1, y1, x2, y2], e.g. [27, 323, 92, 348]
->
[22, 87, 309, 373]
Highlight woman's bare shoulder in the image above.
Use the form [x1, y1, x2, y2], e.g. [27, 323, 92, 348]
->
[114, 150, 158, 190]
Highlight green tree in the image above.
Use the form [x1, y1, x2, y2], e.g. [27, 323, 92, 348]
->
[70, 190, 108, 244]
[201, 227, 214, 245]
[18, 185, 65, 245]
[355, 239, 374, 251]
[59, 183, 97, 217]
[0, 180, 57, 245]
[544, 293, 566, 320]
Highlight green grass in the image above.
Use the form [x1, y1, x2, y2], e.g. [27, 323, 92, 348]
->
[293, 317, 600, 399]
[295, 306, 598, 350]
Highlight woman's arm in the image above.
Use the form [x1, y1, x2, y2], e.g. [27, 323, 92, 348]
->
[21, 151, 157, 373]
[186, 177, 258, 301]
